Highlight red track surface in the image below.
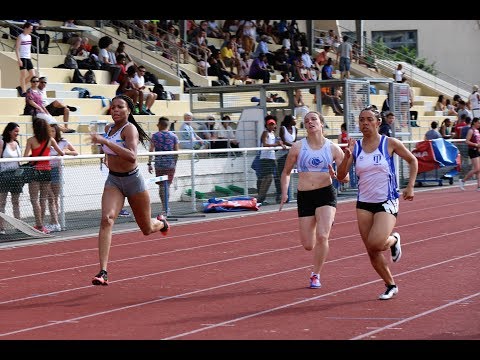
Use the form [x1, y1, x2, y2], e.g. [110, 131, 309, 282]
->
[0, 185, 478, 350]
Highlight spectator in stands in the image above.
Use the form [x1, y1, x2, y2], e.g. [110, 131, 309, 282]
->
[15, 21, 36, 97]
[453, 114, 468, 139]
[0, 122, 23, 234]
[179, 112, 207, 150]
[158, 24, 189, 64]
[321, 57, 334, 80]
[45, 123, 78, 233]
[190, 29, 212, 61]
[220, 40, 240, 74]
[207, 52, 234, 86]
[249, 53, 271, 84]
[456, 99, 472, 122]
[217, 115, 240, 148]
[23, 76, 58, 126]
[28, 20, 50, 54]
[207, 20, 223, 38]
[379, 111, 395, 137]
[292, 50, 312, 82]
[196, 49, 210, 76]
[257, 116, 285, 205]
[362, 49, 378, 72]
[273, 46, 293, 76]
[301, 46, 316, 80]
[252, 35, 274, 64]
[293, 89, 310, 121]
[279, 71, 293, 83]
[320, 86, 343, 116]
[424, 121, 442, 140]
[239, 20, 256, 57]
[98, 35, 122, 85]
[24, 117, 65, 234]
[148, 116, 179, 217]
[394, 63, 404, 83]
[445, 98, 458, 117]
[460, 117, 472, 139]
[439, 118, 453, 139]
[468, 85, 480, 118]
[238, 52, 253, 82]
[89, 95, 170, 286]
[197, 115, 217, 148]
[37, 77, 76, 133]
[116, 66, 140, 112]
[62, 20, 79, 44]
[336, 35, 352, 79]
[315, 45, 331, 67]
[131, 65, 158, 115]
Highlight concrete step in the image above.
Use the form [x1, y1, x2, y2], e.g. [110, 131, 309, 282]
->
[0, 88, 17, 97]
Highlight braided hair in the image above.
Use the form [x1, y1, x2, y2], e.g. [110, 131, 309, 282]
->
[112, 95, 151, 147]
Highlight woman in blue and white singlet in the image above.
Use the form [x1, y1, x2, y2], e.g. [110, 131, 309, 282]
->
[279, 111, 348, 290]
[337, 106, 418, 300]
[89, 95, 170, 286]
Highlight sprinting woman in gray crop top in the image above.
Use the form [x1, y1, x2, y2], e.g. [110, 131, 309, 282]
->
[89, 95, 170, 286]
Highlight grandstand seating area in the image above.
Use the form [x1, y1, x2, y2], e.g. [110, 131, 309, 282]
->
[1, 19, 461, 155]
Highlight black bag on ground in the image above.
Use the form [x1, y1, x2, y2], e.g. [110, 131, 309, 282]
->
[71, 68, 86, 83]
[84, 69, 96, 84]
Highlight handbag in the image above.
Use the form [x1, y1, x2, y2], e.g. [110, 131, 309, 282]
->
[20, 140, 50, 184]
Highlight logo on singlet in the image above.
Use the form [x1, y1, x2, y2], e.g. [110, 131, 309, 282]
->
[309, 157, 322, 167]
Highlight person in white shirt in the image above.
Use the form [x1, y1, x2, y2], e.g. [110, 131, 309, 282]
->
[131, 65, 158, 115]
[468, 85, 480, 118]
[15, 22, 36, 96]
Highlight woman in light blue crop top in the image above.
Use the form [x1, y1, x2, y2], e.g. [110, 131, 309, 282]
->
[279, 111, 348, 290]
[89, 95, 170, 286]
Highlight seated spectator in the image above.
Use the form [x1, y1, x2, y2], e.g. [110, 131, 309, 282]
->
[320, 87, 343, 116]
[98, 35, 122, 85]
[115, 66, 140, 111]
[207, 52, 234, 86]
[315, 45, 331, 67]
[207, 20, 223, 38]
[249, 53, 271, 84]
[424, 121, 442, 140]
[293, 88, 309, 121]
[279, 71, 293, 83]
[178, 112, 208, 150]
[196, 49, 210, 76]
[23, 76, 58, 126]
[361, 49, 378, 72]
[220, 40, 240, 73]
[238, 52, 253, 82]
[273, 46, 293, 76]
[131, 65, 157, 115]
[37, 77, 76, 133]
[217, 115, 239, 148]
[439, 118, 453, 139]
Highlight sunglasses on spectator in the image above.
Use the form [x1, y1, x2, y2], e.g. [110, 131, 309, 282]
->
[31, 80, 39, 83]
[40, 81, 47, 84]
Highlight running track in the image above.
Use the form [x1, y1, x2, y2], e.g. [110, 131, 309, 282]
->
[0, 184, 478, 351]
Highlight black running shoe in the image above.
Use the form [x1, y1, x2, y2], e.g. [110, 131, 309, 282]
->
[16, 86, 23, 96]
[157, 214, 170, 235]
[67, 106, 77, 112]
[92, 270, 108, 286]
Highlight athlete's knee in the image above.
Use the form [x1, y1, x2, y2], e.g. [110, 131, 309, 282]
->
[100, 214, 115, 228]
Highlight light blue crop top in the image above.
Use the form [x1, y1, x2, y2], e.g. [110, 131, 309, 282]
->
[102, 122, 130, 155]
[296, 137, 333, 172]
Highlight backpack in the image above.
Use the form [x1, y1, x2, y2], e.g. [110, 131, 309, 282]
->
[84, 69, 97, 84]
[152, 84, 169, 100]
[71, 68, 85, 83]
[64, 54, 78, 69]
[71, 87, 91, 98]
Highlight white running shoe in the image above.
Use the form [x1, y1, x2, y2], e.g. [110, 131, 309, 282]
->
[391, 232, 402, 263]
[309, 274, 321, 289]
[379, 284, 398, 300]
[459, 179, 465, 190]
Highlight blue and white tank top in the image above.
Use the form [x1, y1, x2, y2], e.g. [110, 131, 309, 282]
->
[296, 137, 333, 173]
[102, 122, 130, 155]
[353, 135, 399, 202]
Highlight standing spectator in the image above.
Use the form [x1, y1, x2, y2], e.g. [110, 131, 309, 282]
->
[178, 112, 207, 150]
[338, 122, 356, 189]
[15, 22, 36, 97]
[335, 35, 352, 79]
[352, 40, 360, 63]
[257, 116, 285, 205]
[148, 117, 179, 217]
[278, 111, 347, 289]
[394, 63, 404, 83]
[400, 76, 418, 127]
[379, 111, 395, 137]
[45, 124, 78, 232]
[0, 122, 23, 234]
[467, 85, 480, 118]
[458, 117, 480, 191]
[38, 77, 76, 133]
[276, 114, 297, 202]
[89, 95, 170, 286]
[239, 20, 256, 57]
[336, 106, 418, 300]
[424, 121, 442, 140]
[24, 118, 65, 234]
